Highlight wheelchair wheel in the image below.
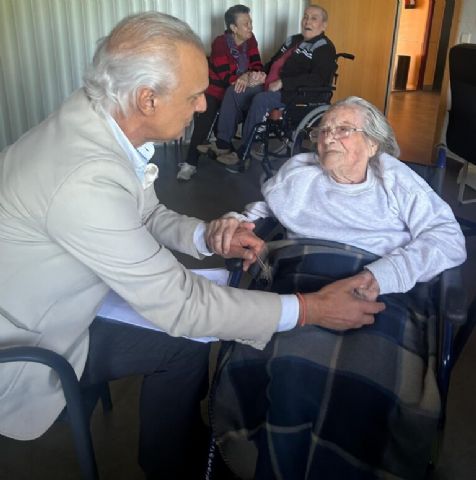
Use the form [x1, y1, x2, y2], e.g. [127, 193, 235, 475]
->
[291, 104, 330, 156]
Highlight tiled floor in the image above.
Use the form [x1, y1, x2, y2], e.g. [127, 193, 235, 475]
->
[1, 93, 476, 479]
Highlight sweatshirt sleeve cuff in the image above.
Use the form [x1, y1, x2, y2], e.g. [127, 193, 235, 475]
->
[365, 258, 402, 295]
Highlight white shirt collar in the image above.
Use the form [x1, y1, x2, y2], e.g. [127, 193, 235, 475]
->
[103, 112, 155, 181]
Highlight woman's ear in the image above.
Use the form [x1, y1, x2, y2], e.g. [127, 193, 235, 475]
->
[368, 140, 378, 157]
[137, 87, 156, 116]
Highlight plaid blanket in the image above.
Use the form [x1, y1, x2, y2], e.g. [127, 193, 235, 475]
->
[210, 287, 440, 480]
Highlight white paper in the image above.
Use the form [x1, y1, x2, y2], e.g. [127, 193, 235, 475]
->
[96, 268, 230, 343]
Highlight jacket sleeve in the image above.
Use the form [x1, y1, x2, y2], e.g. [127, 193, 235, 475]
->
[281, 42, 336, 91]
[46, 159, 281, 348]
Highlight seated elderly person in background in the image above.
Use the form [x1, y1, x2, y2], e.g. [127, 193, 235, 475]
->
[210, 96, 466, 479]
[177, 4, 265, 181]
[210, 4, 336, 169]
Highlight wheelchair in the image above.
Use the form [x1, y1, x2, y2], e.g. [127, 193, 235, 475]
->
[237, 52, 355, 180]
[206, 159, 471, 479]
[209, 233, 468, 480]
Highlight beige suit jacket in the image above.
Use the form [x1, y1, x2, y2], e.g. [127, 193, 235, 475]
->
[0, 89, 281, 440]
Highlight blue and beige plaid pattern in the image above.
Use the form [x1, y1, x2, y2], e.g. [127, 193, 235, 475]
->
[210, 243, 440, 480]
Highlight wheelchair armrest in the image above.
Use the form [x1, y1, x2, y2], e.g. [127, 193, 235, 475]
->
[225, 257, 244, 272]
[294, 85, 335, 95]
[336, 52, 355, 61]
[439, 266, 467, 326]
[224, 218, 283, 285]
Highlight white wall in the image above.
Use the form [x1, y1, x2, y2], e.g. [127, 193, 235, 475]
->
[456, 0, 476, 43]
[0, 0, 306, 150]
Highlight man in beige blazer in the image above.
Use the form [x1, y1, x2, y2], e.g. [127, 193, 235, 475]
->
[0, 12, 385, 478]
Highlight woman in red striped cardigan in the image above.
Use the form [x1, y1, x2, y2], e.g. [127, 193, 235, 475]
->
[177, 4, 265, 181]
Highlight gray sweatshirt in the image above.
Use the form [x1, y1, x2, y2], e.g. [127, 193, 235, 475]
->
[241, 152, 466, 294]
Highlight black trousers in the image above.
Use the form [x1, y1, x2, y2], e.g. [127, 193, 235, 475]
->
[80, 317, 211, 478]
[185, 94, 221, 166]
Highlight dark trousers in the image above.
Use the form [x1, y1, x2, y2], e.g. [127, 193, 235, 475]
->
[241, 90, 284, 148]
[216, 84, 264, 146]
[185, 94, 221, 166]
[80, 316, 211, 478]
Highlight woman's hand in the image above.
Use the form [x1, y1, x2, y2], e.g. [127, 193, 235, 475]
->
[248, 71, 267, 87]
[205, 218, 264, 270]
[234, 73, 250, 93]
[302, 273, 385, 330]
[352, 270, 380, 301]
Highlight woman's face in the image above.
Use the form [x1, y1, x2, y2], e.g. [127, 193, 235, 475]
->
[316, 106, 378, 184]
[301, 7, 327, 40]
[231, 13, 253, 44]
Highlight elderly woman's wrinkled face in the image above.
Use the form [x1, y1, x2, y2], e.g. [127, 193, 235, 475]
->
[316, 106, 378, 184]
[231, 13, 253, 44]
[301, 7, 327, 40]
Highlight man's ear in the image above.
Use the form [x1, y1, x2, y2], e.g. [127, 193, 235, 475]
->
[137, 87, 156, 116]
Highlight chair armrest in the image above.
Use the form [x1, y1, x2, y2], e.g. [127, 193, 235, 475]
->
[295, 85, 335, 94]
[0, 346, 72, 371]
[439, 266, 467, 326]
[336, 52, 355, 61]
[224, 218, 282, 286]
[0, 346, 82, 405]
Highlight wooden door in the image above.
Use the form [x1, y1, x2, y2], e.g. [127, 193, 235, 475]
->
[312, 0, 400, 112]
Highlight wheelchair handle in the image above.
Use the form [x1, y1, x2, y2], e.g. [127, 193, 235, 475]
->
[336, 52, 355, 61]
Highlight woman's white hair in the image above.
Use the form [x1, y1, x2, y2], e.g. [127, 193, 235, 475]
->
[83, 12, 205, 116]
[328, 96, 400, 157]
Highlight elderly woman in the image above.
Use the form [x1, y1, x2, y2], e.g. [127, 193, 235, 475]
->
[210, 97, 466, 479]
[177, 4, 265, 180]
[214, 4, 336, 168]
[242, 96, 466, 295]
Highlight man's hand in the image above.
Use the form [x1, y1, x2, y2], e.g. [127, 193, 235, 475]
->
[303, 273, 386, 330]
[205, 218, 264, 270]
[267, 79, 283, 92]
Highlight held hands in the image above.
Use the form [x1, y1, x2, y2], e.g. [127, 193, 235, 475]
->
[205, 218, 264, 271]
[234, 72, 267, 93]
[302, 272, 385, 331]
[248, 71, 267, 87]
[352, 270, 380, 301]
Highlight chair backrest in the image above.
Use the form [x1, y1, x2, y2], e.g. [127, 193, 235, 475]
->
[447, 44, 476, 164]
[405, 153, 446, 197]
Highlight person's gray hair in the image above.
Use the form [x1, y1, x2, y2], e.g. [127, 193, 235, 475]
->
[83, 12, 205, 116]
[224, 5, 250, 33]
[307, 4, 328, 23]
[327, 96, 400, 157]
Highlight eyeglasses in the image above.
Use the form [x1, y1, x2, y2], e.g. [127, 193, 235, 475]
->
[309, 125, 365, 142]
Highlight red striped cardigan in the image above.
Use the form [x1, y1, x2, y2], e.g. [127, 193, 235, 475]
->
[206, 33, 263, 101]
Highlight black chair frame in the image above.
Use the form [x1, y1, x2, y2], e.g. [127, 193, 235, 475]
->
[0, 346, 112, 480]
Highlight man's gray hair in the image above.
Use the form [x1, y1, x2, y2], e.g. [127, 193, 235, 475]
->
[329, 96, 400, 157]
[83, 12, 205, 116]
[307, 4, 328, 23]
